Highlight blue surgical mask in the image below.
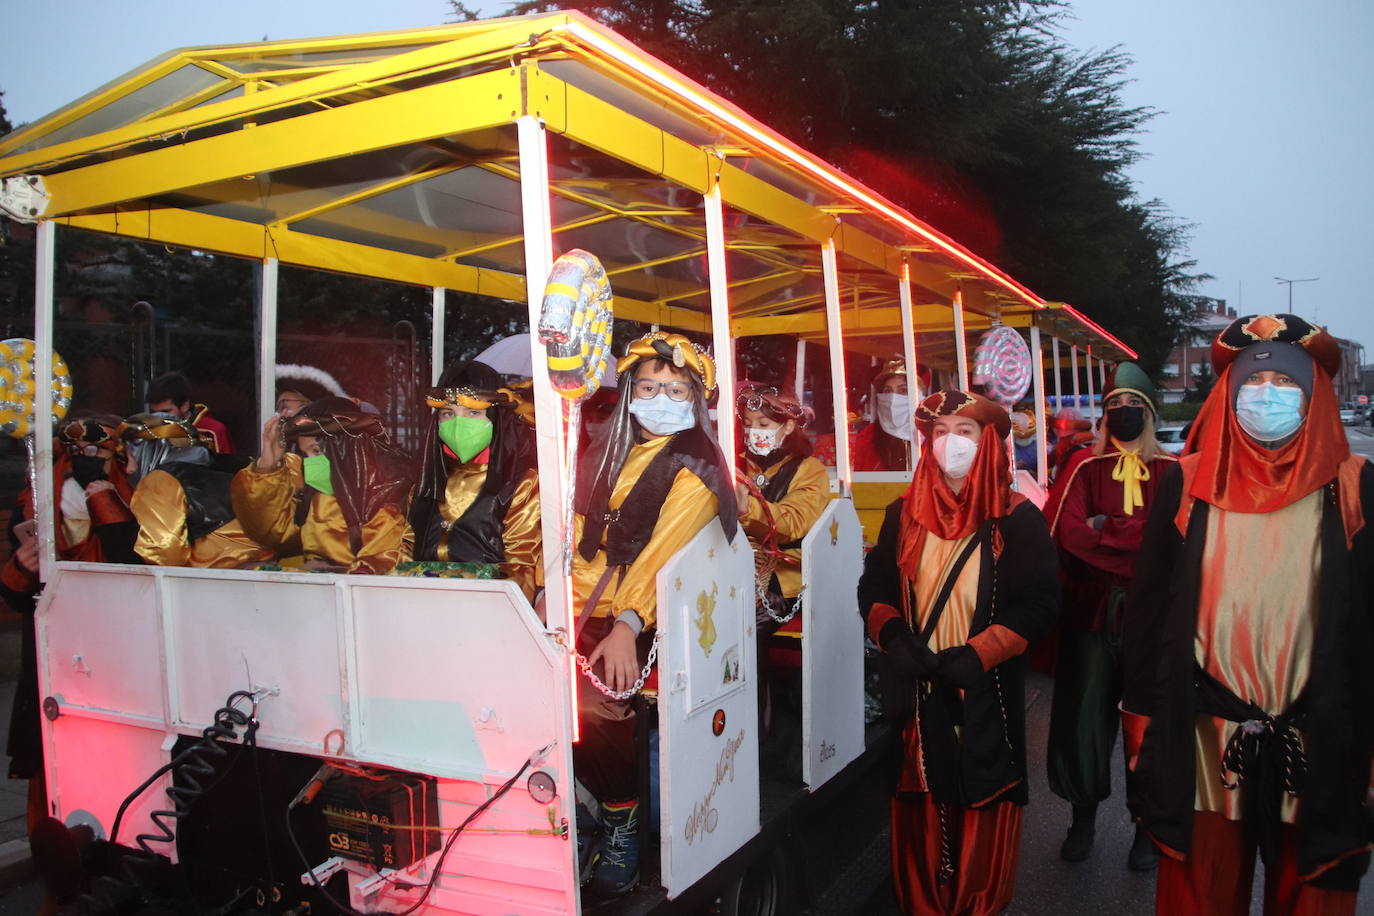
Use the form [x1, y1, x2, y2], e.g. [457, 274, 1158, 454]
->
[1234, 382, 1305, 443]
[628, 392, 697, 437]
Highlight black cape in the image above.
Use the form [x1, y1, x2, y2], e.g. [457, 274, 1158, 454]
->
[858, 498, 1060, 807]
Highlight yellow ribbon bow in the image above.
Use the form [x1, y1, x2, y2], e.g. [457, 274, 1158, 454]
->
[1110, 442, 1150, 515]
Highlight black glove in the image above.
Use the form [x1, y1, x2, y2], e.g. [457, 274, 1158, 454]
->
[881, 619, 937, 680]
[876, 618, 936, 724]
[933, 645, 984, 690]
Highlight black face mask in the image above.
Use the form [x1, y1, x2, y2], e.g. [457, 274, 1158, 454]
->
[1106, 405, 1146, 443]
[70, 455, 108, 487]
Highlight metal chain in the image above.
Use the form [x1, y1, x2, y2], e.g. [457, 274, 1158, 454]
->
[554, 629, 661, 701]
[757, 581, 804, 624]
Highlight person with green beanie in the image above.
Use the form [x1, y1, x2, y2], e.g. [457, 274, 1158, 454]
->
[1041, 361, 1177, 869]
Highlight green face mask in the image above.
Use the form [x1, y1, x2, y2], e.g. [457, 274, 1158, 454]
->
[301, 454, 334, 495]
[438, 416, 493, 464]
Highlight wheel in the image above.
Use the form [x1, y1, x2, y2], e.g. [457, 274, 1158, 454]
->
[714, 847, 795, 916]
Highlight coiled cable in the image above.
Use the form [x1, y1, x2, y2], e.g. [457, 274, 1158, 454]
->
[73, 689, 262, 915]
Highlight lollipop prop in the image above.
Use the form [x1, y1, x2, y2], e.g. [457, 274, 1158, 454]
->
[0, 337, 74, 579]
[537, 250, 615, 573]
[970, 326, 1033, 408]
[971, 325, 1034, 492]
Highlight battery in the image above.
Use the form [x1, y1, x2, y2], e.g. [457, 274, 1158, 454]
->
[319, 771, 440, 871]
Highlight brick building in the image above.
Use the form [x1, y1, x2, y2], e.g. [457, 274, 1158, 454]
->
[1160, 298, 1364, 404]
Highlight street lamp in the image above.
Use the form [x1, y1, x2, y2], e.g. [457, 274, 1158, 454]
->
[1273, 276, 1318, 310]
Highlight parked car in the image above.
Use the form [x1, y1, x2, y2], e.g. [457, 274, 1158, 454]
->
[1340, 405, 1358, 425]
[1157, 424, 1188, 454]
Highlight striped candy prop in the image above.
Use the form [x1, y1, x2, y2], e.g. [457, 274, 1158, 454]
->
[971, 326, 1033, 407]
[537, 250, 616, 576]
[0, 337, 73, 438]
[538, 249, 614, 402]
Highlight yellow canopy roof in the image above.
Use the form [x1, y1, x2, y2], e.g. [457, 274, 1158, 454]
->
[0, 11, 1134, 365]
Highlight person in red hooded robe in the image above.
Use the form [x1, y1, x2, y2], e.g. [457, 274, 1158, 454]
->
[1, 415, 139, 831]
[859, 390, 1059, 915]
[1122, 313, 1373, 915]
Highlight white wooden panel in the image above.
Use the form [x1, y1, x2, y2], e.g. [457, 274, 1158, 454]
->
[800, 498, 865, 789]
[42, 567, 164, 722]
[349, 580, 562, 780]
[657, 521, 759, 897]
[47, 717, 170, 852]
[165, 575, 345, 751]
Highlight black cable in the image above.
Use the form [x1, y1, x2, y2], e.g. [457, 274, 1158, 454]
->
[286, 750, 539, 916]
[77, 690, 260, 915]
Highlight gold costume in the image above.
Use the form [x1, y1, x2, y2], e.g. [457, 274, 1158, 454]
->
[131, 469, 273, 568]
[1193, 489, 1321, 822]
[408, 463, 543, 599]
[738, 456, 830, 598]
[914, 531, 983, 653]
[232, 453, 408, 575]
[572, 435, 719, 628]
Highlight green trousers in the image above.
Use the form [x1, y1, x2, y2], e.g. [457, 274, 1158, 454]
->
[1046, 628, 1123, 806]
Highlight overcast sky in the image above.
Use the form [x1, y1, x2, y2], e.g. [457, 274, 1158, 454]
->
[2, 0, 1370, 349]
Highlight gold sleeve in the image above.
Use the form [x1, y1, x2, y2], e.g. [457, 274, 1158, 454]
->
[130, 470, 191, 567]
[574, 469, 719, 630]
[231, 454, 304, 557]
[500, 470, 542, 601]
[349, 506, 408, 575]
[740, 457, 830, 543]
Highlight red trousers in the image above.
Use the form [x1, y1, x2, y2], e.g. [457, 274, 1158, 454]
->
[891, 794, 1022, 916]
[1155, 812, 1358, 916]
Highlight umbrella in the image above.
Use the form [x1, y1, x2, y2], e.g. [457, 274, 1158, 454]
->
[474, 333, 618, 388]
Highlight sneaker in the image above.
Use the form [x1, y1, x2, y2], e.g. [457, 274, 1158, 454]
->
[590, 800, 640, 896]
[575, 803, 600, 886]
[1059, 803, 1096, 863]
[1127, 824, 1160, 872]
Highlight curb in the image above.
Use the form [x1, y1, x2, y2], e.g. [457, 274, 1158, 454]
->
[0, 836, 32, 888]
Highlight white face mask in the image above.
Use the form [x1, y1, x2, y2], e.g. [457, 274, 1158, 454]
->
[745, 426, 781, 457]
[876, 392, 912, 439]
[628, 392, 697, 437]
[932, 433, 979, 479]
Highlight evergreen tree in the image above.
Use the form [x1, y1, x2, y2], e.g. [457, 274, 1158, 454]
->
[483, 0, 1208, 375]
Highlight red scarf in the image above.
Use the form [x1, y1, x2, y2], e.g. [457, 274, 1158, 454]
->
[897, 430, 1023, 584]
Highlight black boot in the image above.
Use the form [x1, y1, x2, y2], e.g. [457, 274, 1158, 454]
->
[1127, 823, 1160, 871]
[1059, 803, 1097, 862]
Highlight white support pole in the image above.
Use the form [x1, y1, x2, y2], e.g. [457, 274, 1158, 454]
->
[952, 287, 969, 389]
[1099, 357, 1107, 388]
[1070, 344, 1081, 410]
[33, 221, 56, 583]
[1085, 345, 1097, 427]
[517, 116, 567, 609]
[821, 239, 851, 495]
[1051, 335, 1062, 410]
[1029, 324, 1048, 488]
[430, 287, 446, 385]
[794, 339, 806, 401]
[257, 258, 279, 436]
[704, 185, 736, 463]
[898, 264, 920, 467]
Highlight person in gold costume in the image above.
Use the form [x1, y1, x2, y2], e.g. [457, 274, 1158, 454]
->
[407, 360, 541, 600]
[120, 413, 273, 569]
[733, 382, 829, 778]
[232, 397, 411, 574]
[571, 331, 737, 897]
